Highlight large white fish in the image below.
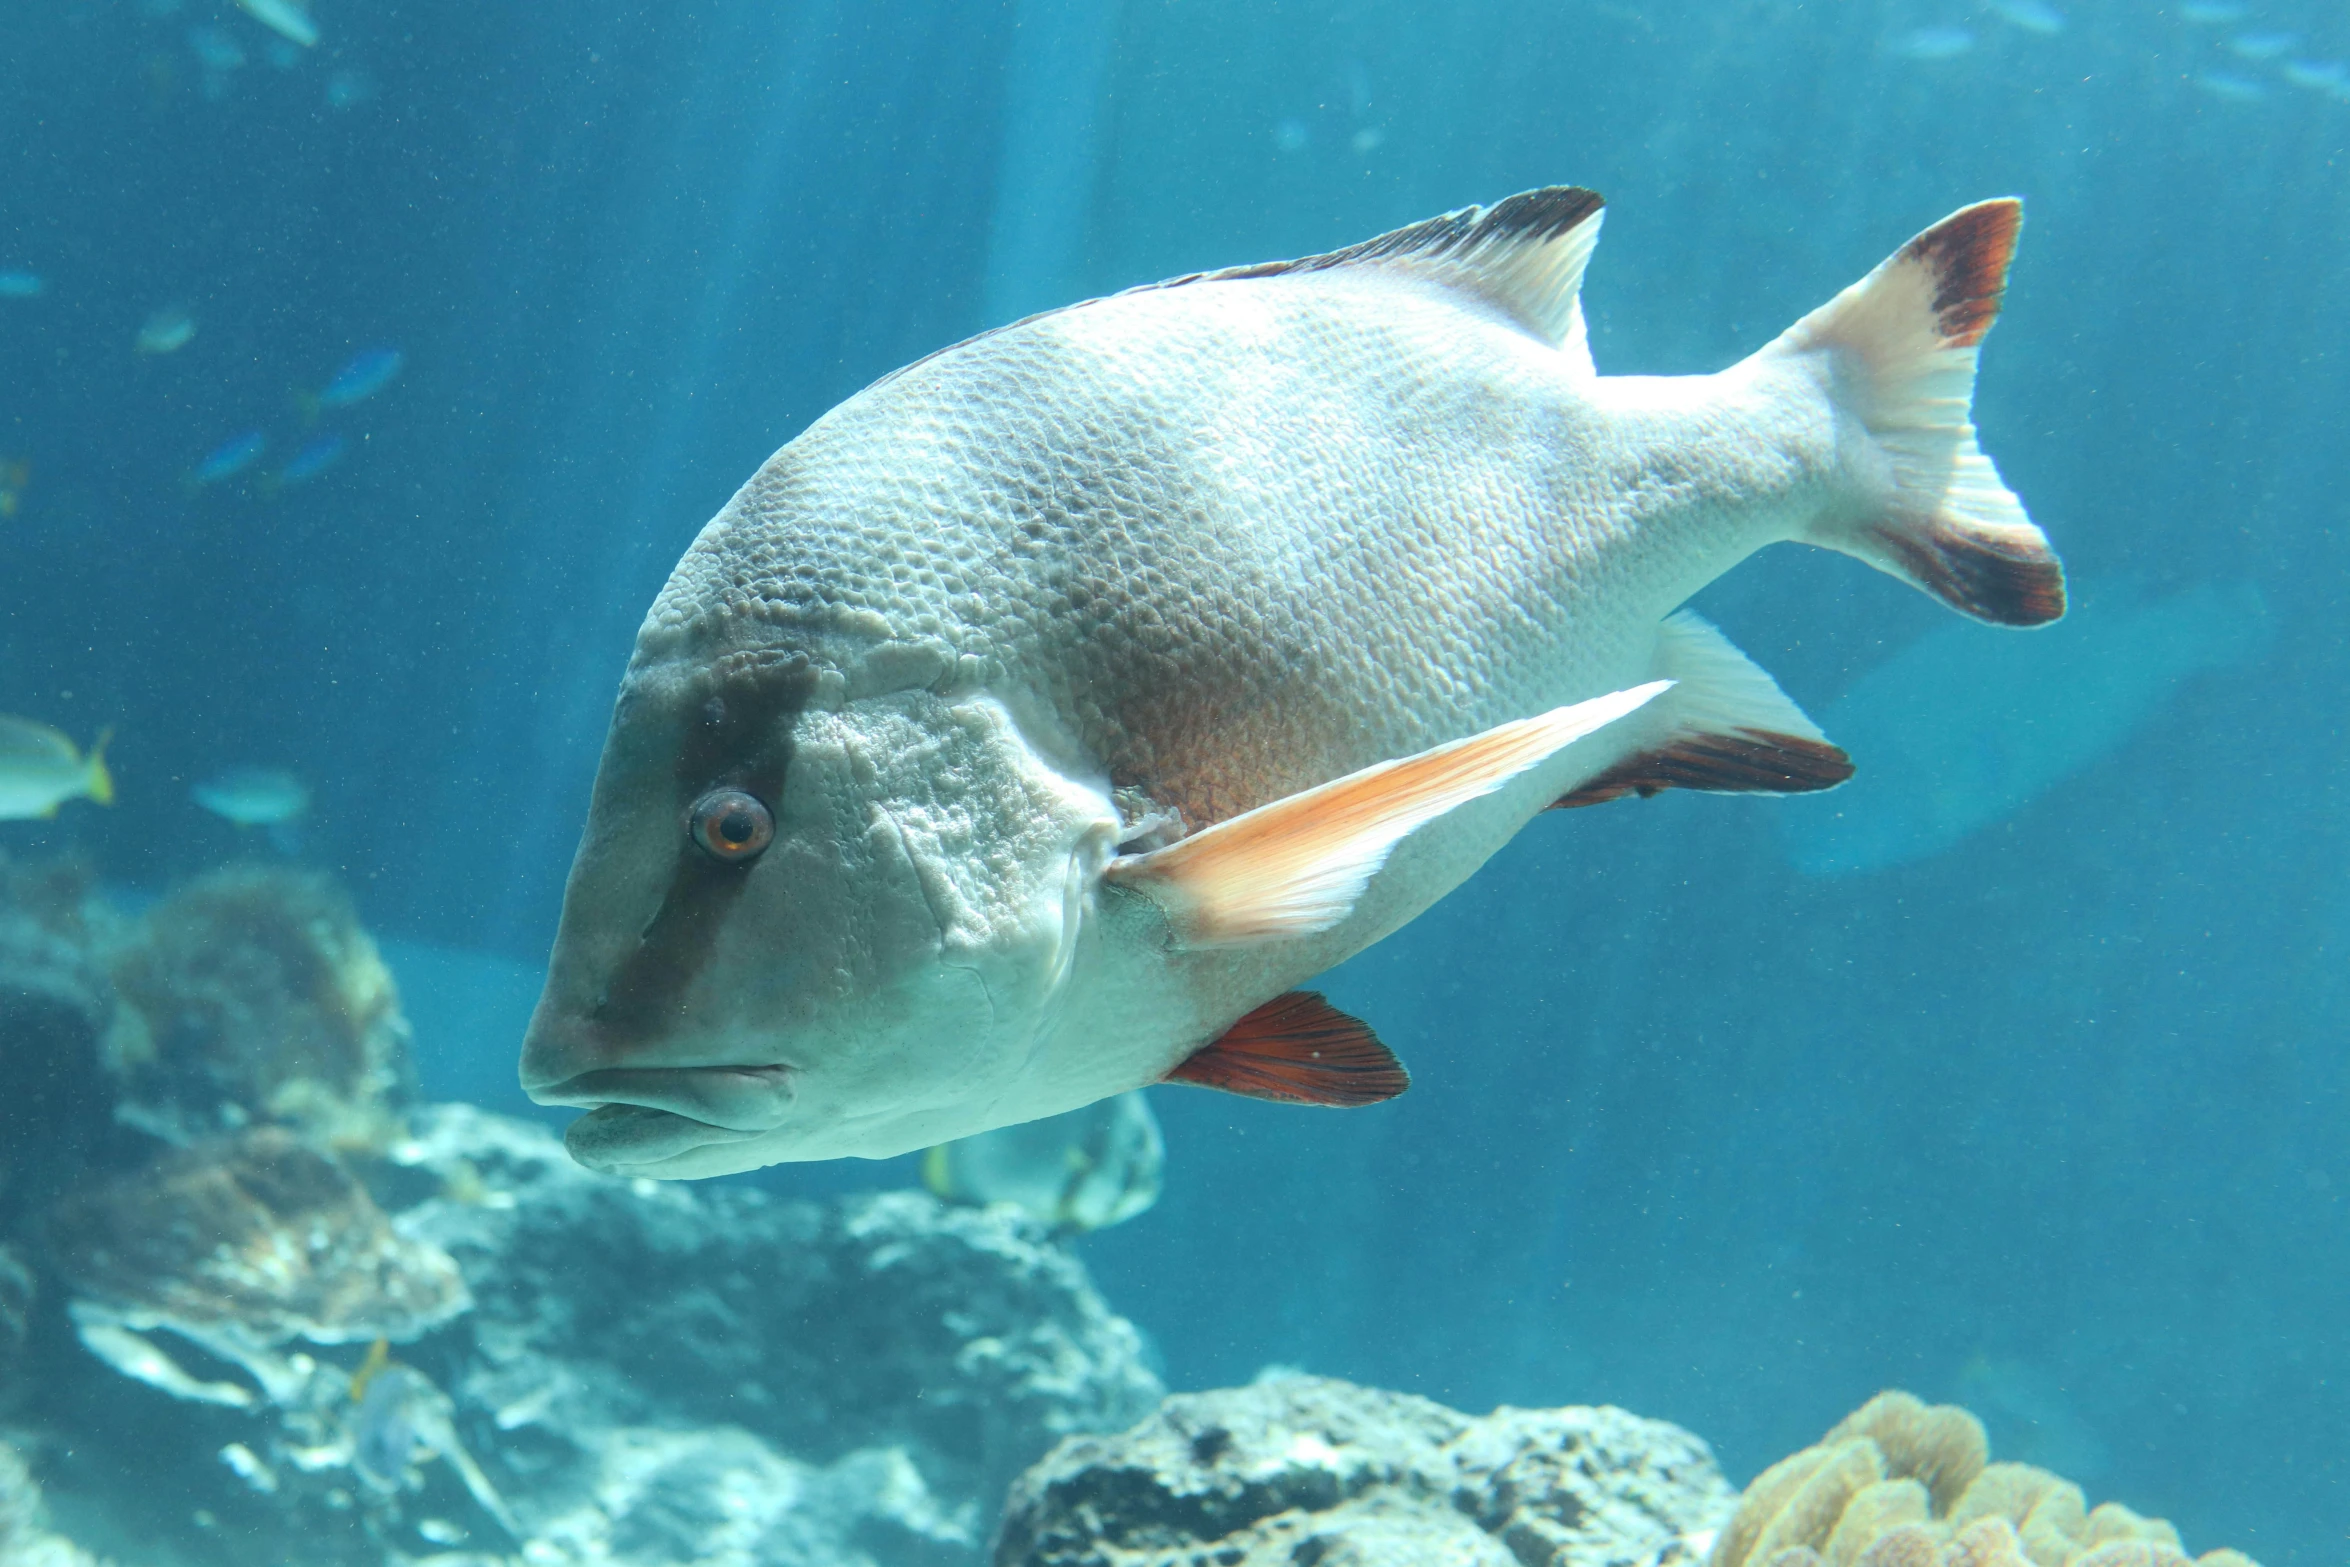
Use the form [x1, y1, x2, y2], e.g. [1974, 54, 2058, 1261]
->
[521, 187, 2064, 1176]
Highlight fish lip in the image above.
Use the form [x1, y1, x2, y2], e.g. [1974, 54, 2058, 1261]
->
[562, 1102, 768, 1174]
[529, 1063, 798, 1132]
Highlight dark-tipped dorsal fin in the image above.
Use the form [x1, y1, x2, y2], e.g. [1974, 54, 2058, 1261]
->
[1165, 991, 1409, 1107]
[1147, 186, 1606, 354]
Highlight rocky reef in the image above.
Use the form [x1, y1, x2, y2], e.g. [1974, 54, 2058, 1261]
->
[13, 1104, 1164, 1567]
[991, 1373, 1735, 1567]
[1704, 1392, 2257, 1567]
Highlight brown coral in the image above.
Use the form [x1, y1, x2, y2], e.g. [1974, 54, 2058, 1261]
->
[104, 866, 413, 1151]
[45, 1126, 467, 1347]
[1708, 1392, 2252, 1567]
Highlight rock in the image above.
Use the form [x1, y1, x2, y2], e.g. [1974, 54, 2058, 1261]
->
[0, 1245, 33, 1408]
[0, 1440, 105, 1567]
[394, 1104, 1167, 1513]
[0, 856, 119, 1229]
[991, 1373, 1735, 1567]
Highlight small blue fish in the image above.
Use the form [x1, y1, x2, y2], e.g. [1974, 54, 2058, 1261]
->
[1988, 0, 2065, 35]
[1890, 26, 1975, 60]
[0, 272, 47, 300]
[191, 766, 309, 827]
[1992, 0, 2068, 35]
[275, 434, 347, 487]
[2227, 31, 2298, 61]
[315, 348, 403, 410]
[2280, 59, 2348, 91]
[2196, 71, 2269, 101]
[186, 23, 245, 71]
[192, 431, 268, 486]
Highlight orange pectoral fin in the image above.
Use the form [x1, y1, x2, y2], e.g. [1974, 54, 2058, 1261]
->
[1164, 991, 1409, 1107]
[1105, 682, 1670, 947]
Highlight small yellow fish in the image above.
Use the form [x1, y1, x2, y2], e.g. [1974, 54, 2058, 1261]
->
[0, 459, 27, 518]
[0, 718, 114, 820]
[348, 1335, 392, 1402]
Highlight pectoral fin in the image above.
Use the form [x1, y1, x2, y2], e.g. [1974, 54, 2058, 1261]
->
[1166, 991, 1407, 1106]
[1105, 681, 1669, 948]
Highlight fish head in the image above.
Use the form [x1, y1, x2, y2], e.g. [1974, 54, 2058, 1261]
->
[521, 634, 1131, 1176]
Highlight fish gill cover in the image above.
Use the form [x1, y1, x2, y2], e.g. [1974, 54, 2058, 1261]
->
[0, 0, 2341, 1563]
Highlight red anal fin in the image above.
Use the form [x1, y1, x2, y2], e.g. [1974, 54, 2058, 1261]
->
[1165, 991, 1409, 1107]
[1549, 728, 1853, 810]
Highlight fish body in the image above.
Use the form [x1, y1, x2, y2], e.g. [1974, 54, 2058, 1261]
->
[316, 348, 402, 410]
[1988, 0, 2065, 36]
[0, 719, 113, 821]
[1778, 582, 2266, 876]
[922, 1089, 1165, 1232]
[1891, 27, 1975, 60]
[235, 0, 317, 48]
[275, 434, 348, 487]
[0, 272, 46, 300]
[0, 458, 27, 518]
[193, 431, 267, 485]
[192, 766, 309, 826]
[136, 307, 198, 355]
[521, 187, 2063, 1175]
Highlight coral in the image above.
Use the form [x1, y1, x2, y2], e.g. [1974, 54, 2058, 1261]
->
[1709, 1393, 2254, 1567]
[991, 1373, 1735, 1567]
[103, 866, 412, 1152]
[45, 1126, 468, 1359]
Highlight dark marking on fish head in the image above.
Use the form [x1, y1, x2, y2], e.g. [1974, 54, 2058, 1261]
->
[520, 647, 817, 1095]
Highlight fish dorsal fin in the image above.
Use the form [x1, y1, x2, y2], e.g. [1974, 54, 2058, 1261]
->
[1166, 991, 1408, 1107]
[1105, 681, 1668, 947]
[1161, 186, 1607, 354]
[1550, 611, 1854, 809]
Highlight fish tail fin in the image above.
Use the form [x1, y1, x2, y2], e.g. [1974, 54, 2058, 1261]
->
[1768, 199, 2065, 627]
[85, 728, 116, 806]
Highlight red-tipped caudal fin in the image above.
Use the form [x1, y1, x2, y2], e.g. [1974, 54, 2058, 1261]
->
[1166, 991, 1409, 1107]
[1770, 199, 2065, 627]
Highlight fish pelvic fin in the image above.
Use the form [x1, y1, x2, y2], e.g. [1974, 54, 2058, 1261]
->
[1770, 199, 2066, 627]
[1166, 991, 1408, 1107]
[1105, 682, 1669, 947]
[1550, 612, 1852, 809]
[85, 727, 115, 807]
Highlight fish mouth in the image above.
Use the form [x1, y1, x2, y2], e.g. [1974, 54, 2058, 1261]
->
[528, 1063, 799, 1133]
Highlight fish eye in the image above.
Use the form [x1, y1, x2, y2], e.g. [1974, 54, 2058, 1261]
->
[689, 789, 773, 863]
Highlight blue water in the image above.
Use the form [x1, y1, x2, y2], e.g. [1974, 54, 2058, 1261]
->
[3, 0, 2344, 1560]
